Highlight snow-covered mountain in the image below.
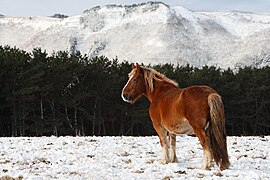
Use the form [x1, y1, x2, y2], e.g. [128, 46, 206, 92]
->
[1, 2, 270, 68]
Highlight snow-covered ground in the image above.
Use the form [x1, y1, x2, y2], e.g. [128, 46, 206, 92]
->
[0, 136, 269, 179]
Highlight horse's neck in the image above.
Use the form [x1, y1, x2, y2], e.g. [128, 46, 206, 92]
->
[146, 80, 176, 103]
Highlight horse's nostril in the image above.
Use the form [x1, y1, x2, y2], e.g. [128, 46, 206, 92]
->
[124, 94, 130, 101]
[122, 92, 132, 103]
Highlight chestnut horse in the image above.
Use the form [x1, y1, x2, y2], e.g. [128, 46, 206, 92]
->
[121, 63, 230, 170]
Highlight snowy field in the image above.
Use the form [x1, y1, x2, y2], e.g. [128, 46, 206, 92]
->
[0, 136, 269, 179]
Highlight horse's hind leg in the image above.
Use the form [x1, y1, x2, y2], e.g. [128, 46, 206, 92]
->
[193, 128, 213, 169]
[169, 133, 178, 163]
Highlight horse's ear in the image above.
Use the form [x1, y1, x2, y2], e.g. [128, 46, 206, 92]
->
[136, 63, 141, 73]
[132, 63, 135, 69]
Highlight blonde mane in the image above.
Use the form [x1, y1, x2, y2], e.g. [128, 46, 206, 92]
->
[129, 66, 178, 92]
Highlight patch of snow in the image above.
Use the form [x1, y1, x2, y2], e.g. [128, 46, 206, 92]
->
[200, 11, 270, 38]
[0, 136, 269, 179]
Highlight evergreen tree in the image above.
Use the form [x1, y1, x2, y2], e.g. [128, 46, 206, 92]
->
[0, 46, 269, 136]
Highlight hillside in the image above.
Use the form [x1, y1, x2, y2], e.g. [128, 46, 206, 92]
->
[1, 2, 270, 68]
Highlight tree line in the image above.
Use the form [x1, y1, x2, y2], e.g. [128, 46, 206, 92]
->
[0, 45, 269, 137]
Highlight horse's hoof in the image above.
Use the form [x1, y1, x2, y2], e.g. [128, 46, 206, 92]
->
[160, 159, 168, 165]
[202, 165, 211, 170]
[160, 161, 166, 165]
[170, 158, 178, 163]
[209, 162, 215, 168]
[220, 162, 230, 170]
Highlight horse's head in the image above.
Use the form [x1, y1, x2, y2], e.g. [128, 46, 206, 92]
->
[121, 63, 146, 104]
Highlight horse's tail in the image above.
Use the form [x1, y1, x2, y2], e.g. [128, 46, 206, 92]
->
[207, 93, 230, 170]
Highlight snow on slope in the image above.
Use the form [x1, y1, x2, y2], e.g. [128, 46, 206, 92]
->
[200, 11, 270, 38]
[0, 136, 269, 179]
[1, 2, 270, 68]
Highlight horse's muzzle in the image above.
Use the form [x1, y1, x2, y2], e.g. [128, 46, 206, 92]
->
[122, 93, 132, 103]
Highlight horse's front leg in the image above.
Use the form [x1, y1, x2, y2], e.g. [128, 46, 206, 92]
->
[153, 123, 170, 164]
[161, 137, 170, 164]
[169, 133, 178, 163]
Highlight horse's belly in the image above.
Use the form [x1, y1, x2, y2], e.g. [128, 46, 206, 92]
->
[167, 119, 194, 135]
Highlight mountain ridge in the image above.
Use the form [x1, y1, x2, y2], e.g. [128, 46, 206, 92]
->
[0, 2, 270, 68]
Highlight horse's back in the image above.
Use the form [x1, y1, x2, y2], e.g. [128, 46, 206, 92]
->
[180, 85, 217, 106]
[182, 85, 217, 97]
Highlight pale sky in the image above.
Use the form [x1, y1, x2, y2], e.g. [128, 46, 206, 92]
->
[0, 0, 270, 17]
